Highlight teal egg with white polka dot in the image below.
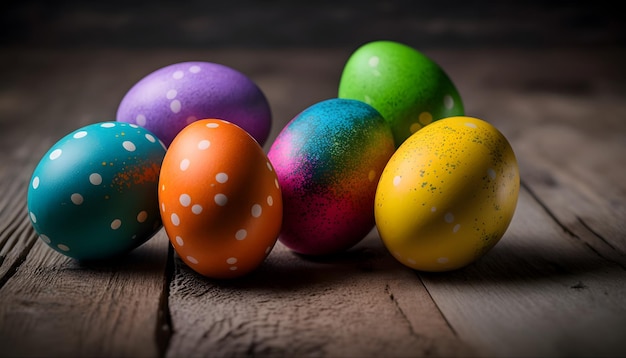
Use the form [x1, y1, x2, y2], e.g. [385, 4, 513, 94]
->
[27, 121, 167, 261]
[338, 40, 465, 148]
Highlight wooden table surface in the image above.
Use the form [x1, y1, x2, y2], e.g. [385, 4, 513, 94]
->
[1, 35, 625, 358]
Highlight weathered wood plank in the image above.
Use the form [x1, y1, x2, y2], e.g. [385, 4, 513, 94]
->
[420, 188, 626, 357]
[0, 174, 38, 283]
[419, 48, 626, 357]
[166, 230, 476, 357]
[0, 49, 173, 357]
[1, 46, 625, 358]
[433, 48, 626, 261]
[0, 228, 170, 358]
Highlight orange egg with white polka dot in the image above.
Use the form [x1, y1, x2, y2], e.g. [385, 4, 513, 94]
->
[158, 119, 282, 279]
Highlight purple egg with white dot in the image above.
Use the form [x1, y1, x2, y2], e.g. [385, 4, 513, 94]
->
[116, 61, 272, 147]
[27, 121, 167, 261]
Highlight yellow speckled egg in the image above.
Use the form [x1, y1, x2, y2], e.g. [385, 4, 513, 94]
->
[375, 116, 520, 272]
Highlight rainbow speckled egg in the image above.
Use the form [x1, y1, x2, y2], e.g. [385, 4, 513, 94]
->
[116, 61, 272, 147]
[268, 98, 395, 255]
[159, 119, 282, 279]
[375, 116, 520, 272]
[27, 121, 166, 261]
[339, 40, 464, 148]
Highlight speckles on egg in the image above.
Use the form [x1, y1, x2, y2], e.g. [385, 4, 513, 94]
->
[26, 121, 166, 260]
[116, 61, 272, 147]
[158, 119, 282, 279]
[339, 40, 464, 148]
[375, 116, 520, 272]
[268, 98, 395, 255]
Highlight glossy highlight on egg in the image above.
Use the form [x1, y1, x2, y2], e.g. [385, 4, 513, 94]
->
[27, 121, 167, 261]
[158, 119, 282, 279]
[268, 98, 395, 256]
[375, 116, 520, 272]
[116, 61, 272, 147]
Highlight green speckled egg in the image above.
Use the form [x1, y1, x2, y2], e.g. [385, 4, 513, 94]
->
[338, 40, 464, 148]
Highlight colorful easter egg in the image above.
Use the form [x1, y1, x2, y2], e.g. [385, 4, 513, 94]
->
[268, 98, 395, 255]
[158, 119, 282, 279]
[27, 121, 166, 260]
[375, 116, 520, 271]
[117, 61, 272, 147]
[339, 40, 464, 147]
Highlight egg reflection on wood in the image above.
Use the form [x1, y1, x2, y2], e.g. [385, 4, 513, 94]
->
[27, 122, 166, 261]
[158, 119, 282, 279]
[339, 40, 464, 148]
[375, 116, 520, 272]
[268, 98, 395, 256]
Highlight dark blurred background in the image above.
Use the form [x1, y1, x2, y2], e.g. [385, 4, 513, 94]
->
[1, 0, 624, 50]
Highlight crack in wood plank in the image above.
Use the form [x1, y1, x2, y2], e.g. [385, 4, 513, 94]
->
[521, 180, 626, 271]
[577, 216, 618, 252]
[156, 244, 174, 358]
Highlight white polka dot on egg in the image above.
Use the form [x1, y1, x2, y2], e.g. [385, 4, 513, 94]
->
[214, 194, 228, 206]
[170, 100, 182, 114]
[89, 173, 102, 185]
[197, 140, 210, 150]
[171, 213, 180, 226]
[49, 149, 62, 160]
[73, 131, 88, 139]
[136, 114, 147, 126]
[111, 219, 122, 230]
[251, 204, 262, 218]
[57, 244, 70, 252]
[166, 89, 177, 100]
[216, 172, 228, 183]
[179, 194, 191, 207]
[71, 193, 83, 205]
[180, 159, 190, 171]
[137, 211, 148, 223]
[235, 229, 247, 240]
[122, 141, 136, 152]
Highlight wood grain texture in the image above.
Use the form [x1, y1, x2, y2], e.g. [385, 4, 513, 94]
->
[0, 230, 170, 358]
[0, 46, 625, 357]
[421, 189, 626, 357]
[167, 231, 475, 357]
